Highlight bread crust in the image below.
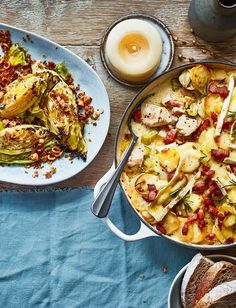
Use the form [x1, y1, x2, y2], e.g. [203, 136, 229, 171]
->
[193, 261, 236, 305]
[181, 253, 214, 308]
[194, 280, 236, 308]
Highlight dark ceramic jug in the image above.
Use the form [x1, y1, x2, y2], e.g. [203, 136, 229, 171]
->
[188, 0, 236, 42]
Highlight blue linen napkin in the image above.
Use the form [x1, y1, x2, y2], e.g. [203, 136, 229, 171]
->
[0, 187, 196, 308]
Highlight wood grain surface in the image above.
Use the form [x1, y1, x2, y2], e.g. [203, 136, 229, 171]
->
[0, 0, 236, 190]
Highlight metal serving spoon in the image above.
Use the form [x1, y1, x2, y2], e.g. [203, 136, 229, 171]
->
[91, 93, 154, 218]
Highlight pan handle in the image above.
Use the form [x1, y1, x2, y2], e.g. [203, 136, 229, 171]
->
[94, 164, 158, 241]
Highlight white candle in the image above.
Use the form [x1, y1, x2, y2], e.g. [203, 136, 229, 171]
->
[106, 19, 163, 82]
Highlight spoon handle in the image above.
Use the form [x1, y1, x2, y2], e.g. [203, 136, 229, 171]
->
[91, 136, 137, 218]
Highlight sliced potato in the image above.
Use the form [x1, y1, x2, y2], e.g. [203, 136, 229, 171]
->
[217, 132, 231, 150]
[170, 176, 187, 194]
[190, 64, 210, 94]
[210, 163, 233, 187]
[219, 203, 236, 216]
[223, 215, 236, 228]
[204, 94, 223, 117]
[143, 155, 168, 179]
[120, 139, 130, 154]
[156, 190, 171, 205]
[213, 225, 225, 243]
[221, 225, 233, 239]
[175, 218, 193, 243]
[148, 204, 165, 221]
[188, 194, 202, 212]
[211, 69, 228, 80]
[228, 188, 236, 203]
[204, 217, 214, 238]
[182, 149, 201, 173]
[191, 222, 205, 244]
[157, 148, 180, 173]
[141, 130, 157, 145]
[162, 212, 180, 235]
[198, 127, 217, 163]
[141, 210, 156, 225]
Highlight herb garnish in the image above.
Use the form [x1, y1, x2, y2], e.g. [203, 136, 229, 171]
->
[226, 110, 236, 118]
[223, 179, 236, 188]
[232, 128, 236, 137]
[182, 194, 193, 213]
[199, 150, 207, 162]
[212, 194, 227, 204]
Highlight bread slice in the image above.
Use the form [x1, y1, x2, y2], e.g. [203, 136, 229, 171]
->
[181, 253, 214, 308]
[194, 280, 236, 308]
[193, 261, 236, 305]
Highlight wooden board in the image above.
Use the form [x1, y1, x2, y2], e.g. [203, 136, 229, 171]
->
[0, 0, 236, 190]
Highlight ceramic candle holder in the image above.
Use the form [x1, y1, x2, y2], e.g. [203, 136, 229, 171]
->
[100, 13, 175, 87]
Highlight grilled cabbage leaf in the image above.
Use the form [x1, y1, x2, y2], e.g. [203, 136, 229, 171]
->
[0, 124, 56, 164]
[8, 44, 27, 67]
[45, 81, 87, 156]
[0, 73, 51, 118]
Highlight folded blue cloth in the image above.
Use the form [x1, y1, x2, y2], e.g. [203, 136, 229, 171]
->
[0, 188, 196, 308]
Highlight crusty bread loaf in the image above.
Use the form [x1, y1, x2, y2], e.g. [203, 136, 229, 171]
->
[194, 280, 236, 308]
[193, 261, 236, 305]
[181, 253, 214, 308]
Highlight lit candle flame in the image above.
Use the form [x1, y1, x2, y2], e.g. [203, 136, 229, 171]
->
[127, 43, 140, 55]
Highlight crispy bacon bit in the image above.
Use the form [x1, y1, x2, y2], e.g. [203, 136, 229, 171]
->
[135, 180, 145, 193]
[147, 184, 156, 191]
[208, 81, 229, 99]
[182, 222, 189, 235]
[172, 107, 185, 116]
[47, 61, 56, 70]
[201, 165, 215, 180]
[167, 170, 176, 181]
[211, 148, 230, 162]
[132, 108, 141, 123]
[32, 170, 39, 178]
[164, 129, 177, 144]
[208, 205, 218, 218]
[225, 237, 234, 244]
[0, 30, 12, 52]
[222, 119, 233, 131]
[197, 209, 205, 220]
[218, 212, 227, 222]
[156, 223, 166, 234]
[85, 105, 94, 116]
[192, 119, 210, 140]
[192, 180, 206, 194]
[211, 112, 218, 127]
[198, 219, 205, 229]
[209, 181, 222, 197]
[163, 100, 182, 108]
[124, 133, 131, 140]
[187, 214, 197, 223]
[230, 164, 236, 175]
[143, 184, 158, 202]
[206, 232, 216, 241]
[203, 198, 215, 209]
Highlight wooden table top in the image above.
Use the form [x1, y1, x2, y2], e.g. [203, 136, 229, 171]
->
[0, 0, 236, 191]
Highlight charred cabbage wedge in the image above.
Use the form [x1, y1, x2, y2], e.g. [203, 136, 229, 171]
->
[0, 125, 56, 164]
[44, 81, 87, 155]
[0, 32, 95, 166]
[0, 72, 56, 118]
